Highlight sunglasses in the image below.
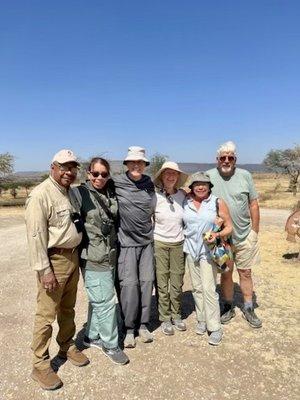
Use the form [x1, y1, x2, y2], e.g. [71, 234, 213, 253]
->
[54, 162, 79, 174]
[89, 171, 109, 179]
[219, 156, 235, 162]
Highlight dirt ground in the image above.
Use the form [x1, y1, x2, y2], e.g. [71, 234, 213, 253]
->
[0, 207, 299, 400]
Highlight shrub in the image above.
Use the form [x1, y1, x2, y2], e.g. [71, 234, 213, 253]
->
[259, 192, 272, 202]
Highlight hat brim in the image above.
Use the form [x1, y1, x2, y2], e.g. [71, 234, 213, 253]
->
[123, 158, 150, 166]
[53, 160, 80, 166]
[188, 181, 214, 189]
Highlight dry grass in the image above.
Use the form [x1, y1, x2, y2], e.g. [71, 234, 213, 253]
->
[0, 206, 25, 217]
[0, 173, 299, 210]
[253, 173, 299, 210]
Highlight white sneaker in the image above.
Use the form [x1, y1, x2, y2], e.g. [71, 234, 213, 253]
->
[208, 329, 223, 346]
[138, 327, 153, 343]
[195, 322, 206, 335]
[123, 333, 136, 348]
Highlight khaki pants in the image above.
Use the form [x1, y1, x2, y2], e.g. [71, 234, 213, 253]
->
[154, 240, 185, 322]
[31, 249, 79, 370]
[185, 254, 221, 332]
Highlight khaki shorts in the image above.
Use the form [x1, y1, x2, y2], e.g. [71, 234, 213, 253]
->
[233, 230, 261, 270]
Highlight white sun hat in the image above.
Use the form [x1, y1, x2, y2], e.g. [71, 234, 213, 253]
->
[153, 161, 189, 189]
[123, 146, 150, 166]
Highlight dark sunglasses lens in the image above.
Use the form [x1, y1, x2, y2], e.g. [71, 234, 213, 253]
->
[220, 156, 235, 162]
[90, 171, 108, 178]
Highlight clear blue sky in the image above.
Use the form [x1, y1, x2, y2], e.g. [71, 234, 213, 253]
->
[0, 0, 299, 171]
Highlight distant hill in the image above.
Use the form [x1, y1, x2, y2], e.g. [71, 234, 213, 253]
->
[7, 171, 48, 182]
[10, 162, 267, 181]
[176, 163, 268, 174]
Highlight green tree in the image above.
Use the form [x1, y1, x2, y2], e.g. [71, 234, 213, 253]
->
[264, 145, 300, 195]
[40, 174, 49, 182]
[149, 153, 168, 178]
[0, 152, 14, 180]
[9, 183, 19, 199]
[23, 180, 36, 196]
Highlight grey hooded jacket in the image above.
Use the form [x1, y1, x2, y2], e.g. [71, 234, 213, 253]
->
[114, 173, 156, 247]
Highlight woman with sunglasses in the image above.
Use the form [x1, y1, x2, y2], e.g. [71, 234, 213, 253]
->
[73, 157, 129, 365]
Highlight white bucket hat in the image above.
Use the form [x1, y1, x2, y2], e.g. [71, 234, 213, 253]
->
[123, 146, 150, 166]
[153, 161, 189, 189]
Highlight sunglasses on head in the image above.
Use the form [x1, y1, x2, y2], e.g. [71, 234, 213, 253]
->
[219, 156, 235, 162]
[89, 171, 109, 178]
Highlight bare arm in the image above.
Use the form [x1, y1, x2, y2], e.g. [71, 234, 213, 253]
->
[206, 199, 232, 243]
[249, 198, 260, 234]
[218, 199, 233, 238]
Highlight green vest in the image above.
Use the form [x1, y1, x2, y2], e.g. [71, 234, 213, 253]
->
[74, 182, 118, 271]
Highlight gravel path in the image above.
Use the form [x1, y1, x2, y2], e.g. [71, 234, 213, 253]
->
[0, 208, 299, 400]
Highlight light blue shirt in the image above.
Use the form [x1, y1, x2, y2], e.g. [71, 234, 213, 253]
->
[183, 194, 217, 261]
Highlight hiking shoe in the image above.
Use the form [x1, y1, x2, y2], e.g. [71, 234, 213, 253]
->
[102, 346, 129, 365]
[242, 307, 262, 328]
[172, 319, 187, 331]
[195, 321, 206, 335]
[161, 321, 175, 336]
[31, 367, 63, 390]
[58, 346, 90, 367]
[83, 336, 102, 349]
[208, 329, 223, 346]
[123, 333, 136, 348]
[220, 307, 236, 324]
[138, 327, 154, 343]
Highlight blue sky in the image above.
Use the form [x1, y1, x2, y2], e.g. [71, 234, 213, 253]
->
[0, 0, 299, 171]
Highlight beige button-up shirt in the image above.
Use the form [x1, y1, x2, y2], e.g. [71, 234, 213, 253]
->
[25, 176, 82, 273]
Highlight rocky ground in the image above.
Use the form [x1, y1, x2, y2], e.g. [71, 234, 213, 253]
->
[0, 208, 299, 400]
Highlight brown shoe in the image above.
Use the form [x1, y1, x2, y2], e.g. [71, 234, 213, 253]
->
[31, 367, 63, 390]
[58, 346, 90, 367]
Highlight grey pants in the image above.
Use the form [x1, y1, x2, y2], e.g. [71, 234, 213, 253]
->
[118, 243, 155, 330]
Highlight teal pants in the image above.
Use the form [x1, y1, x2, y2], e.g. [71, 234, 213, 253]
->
[83, 269, 118, 349]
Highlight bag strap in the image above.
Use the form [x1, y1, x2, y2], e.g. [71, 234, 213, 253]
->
[215, 197, 220, 217]
[69, 187, 82, 211]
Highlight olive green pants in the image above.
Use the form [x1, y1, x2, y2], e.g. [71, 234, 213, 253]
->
[31, 249, 79, 370]
[154, 240, 185, 322]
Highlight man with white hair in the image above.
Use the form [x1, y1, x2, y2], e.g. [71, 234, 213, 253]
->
[206, 141, 262, 328]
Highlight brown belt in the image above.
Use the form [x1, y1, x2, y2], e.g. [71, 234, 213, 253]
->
[48, 247, 77, 255]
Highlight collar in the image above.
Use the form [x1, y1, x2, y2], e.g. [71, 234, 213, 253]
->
[85, 181, 107, 196]
[49, 175, 68, 195]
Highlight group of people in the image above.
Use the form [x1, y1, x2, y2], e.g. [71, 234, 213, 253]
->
[25, 141, 262, 391]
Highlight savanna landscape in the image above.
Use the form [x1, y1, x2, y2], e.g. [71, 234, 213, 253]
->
[0, 172, 299, 400]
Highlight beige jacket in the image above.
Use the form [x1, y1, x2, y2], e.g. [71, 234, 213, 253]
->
[25, 176, 82, 273]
